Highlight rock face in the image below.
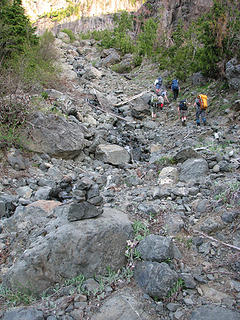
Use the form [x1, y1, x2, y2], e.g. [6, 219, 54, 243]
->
[226, 58, 240, 90]
[24, 0, 142, 34]
[21, 112, 85, 159]
[3, 207, 133, 294]
[134, 0, 213, 41]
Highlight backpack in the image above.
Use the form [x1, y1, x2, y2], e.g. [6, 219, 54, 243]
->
[155, 77, 162, 89]
[199, 94, 208, 109]
[171, 79, 179, 90]
[149, 94, 163, 106]
[179, 99, 187, 110]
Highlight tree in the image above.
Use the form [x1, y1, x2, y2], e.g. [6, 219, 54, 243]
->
[0, 0, 38, 65]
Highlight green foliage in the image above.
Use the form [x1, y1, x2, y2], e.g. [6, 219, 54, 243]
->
[0, 90, 31, 148]
[158, 0, 240, 79]
[132, 220, 149, 241]
[156, 156, 176, 167]
[0, 0, 38, 65]
[111, 63, 131, 74]
[0, 27, 59, 149]
[167, 278, 184, 298]
[136, 18, 158, 57]
[0, 284, 36, 307]
[215, 182, 240, 205]
[61, 28, 76, 42]
[43, 2, 81, 22]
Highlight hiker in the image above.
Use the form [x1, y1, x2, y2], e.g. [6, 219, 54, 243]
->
[148, 90, 164, 119]
[178, 99, 188, 126]
[171, 79, 180, 100]
[194, 94, 208, 126]
[154, 76, 163, 91]
[160, 89, 169, 104]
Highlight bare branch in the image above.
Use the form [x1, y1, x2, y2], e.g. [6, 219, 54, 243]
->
[193, 230, 240, 252]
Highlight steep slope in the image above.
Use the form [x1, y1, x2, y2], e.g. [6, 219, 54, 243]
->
[0, 34, 239, 320]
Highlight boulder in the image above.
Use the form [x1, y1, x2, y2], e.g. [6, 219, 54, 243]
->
[2, 307, 44, 320]
[173, 147, 201, 163]
[226, 58, 240, 90]
[57, 31, 71, 43]
[137, 235, 175, 262]
[58, 62, 78, 80]
[190, 305, 240, 320]
[21, 112, 85, 159]
[90, 288, 154, 320]
[67, 201, 103, 221]
[134, 261, 178, 299]
[0, 193, 17, 218]
[95, 144, 130, 165]
[82, 66, 103, 80]
[3, 207, 132, 295]
[190, 72, 207, 86]
[131, 98, 150, 120]
[179, 158, 209, 182]
[232, 100, 240, 112]
[7, 148, 27, 170]
[158, 167, 178, 186]
[101, 49, 121, 67]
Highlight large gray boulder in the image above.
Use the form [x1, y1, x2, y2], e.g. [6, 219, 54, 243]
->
[131, 94, 151, 119]
[158, 166, 178, 186]
[90, 288, 156, 320]
[134, 261, 178, 299]
[137, 235, 175, 262]
[173, 147, 201, 163]
[226, 58, 240, 90]
[179, 158, 209, 182]
[3, 205, 132, 295]
[21, 112, 85, 159]
[95, 144, 130, 165]
[190, 305, 240, 320]
[2, 307, 44, 320]
[101, 48, 121, 67]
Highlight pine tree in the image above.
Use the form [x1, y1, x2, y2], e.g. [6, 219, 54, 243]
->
[0, 0, 38, 65]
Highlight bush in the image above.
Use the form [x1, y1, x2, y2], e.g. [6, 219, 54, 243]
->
[61, 29, 76, 42]
[111, 63, 131, 74]
[157, 0, 240, 79]
[0, 81, 32, 148]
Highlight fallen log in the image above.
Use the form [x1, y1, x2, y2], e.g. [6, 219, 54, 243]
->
[114, 90, 150, 107]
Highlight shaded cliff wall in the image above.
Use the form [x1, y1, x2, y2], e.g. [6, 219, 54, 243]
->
[23, 0, 213, 36]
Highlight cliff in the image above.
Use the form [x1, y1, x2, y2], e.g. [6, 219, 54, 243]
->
[22, 0, 214, 36]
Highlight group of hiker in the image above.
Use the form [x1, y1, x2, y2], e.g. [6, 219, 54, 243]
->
[148, 76, 208, 126]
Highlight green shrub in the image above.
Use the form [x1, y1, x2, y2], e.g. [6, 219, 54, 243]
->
[136, 18, 158, 57]
[111, 63, 131, 74]
[157, 0, 240, 79]
[61, 29, 76, 42]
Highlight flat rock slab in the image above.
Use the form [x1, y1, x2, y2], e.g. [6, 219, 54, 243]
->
[190, 305, 240, 320]
[90, 288, 158, 320]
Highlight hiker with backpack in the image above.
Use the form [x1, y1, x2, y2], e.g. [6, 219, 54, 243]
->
[160, 89, 169, 104]
[171, 79, 180, 100]
[194, 94, 208, 126]
[154, 76, 163, 92]
[148, 90, 164, 120]
[178, 99, 188, 126]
